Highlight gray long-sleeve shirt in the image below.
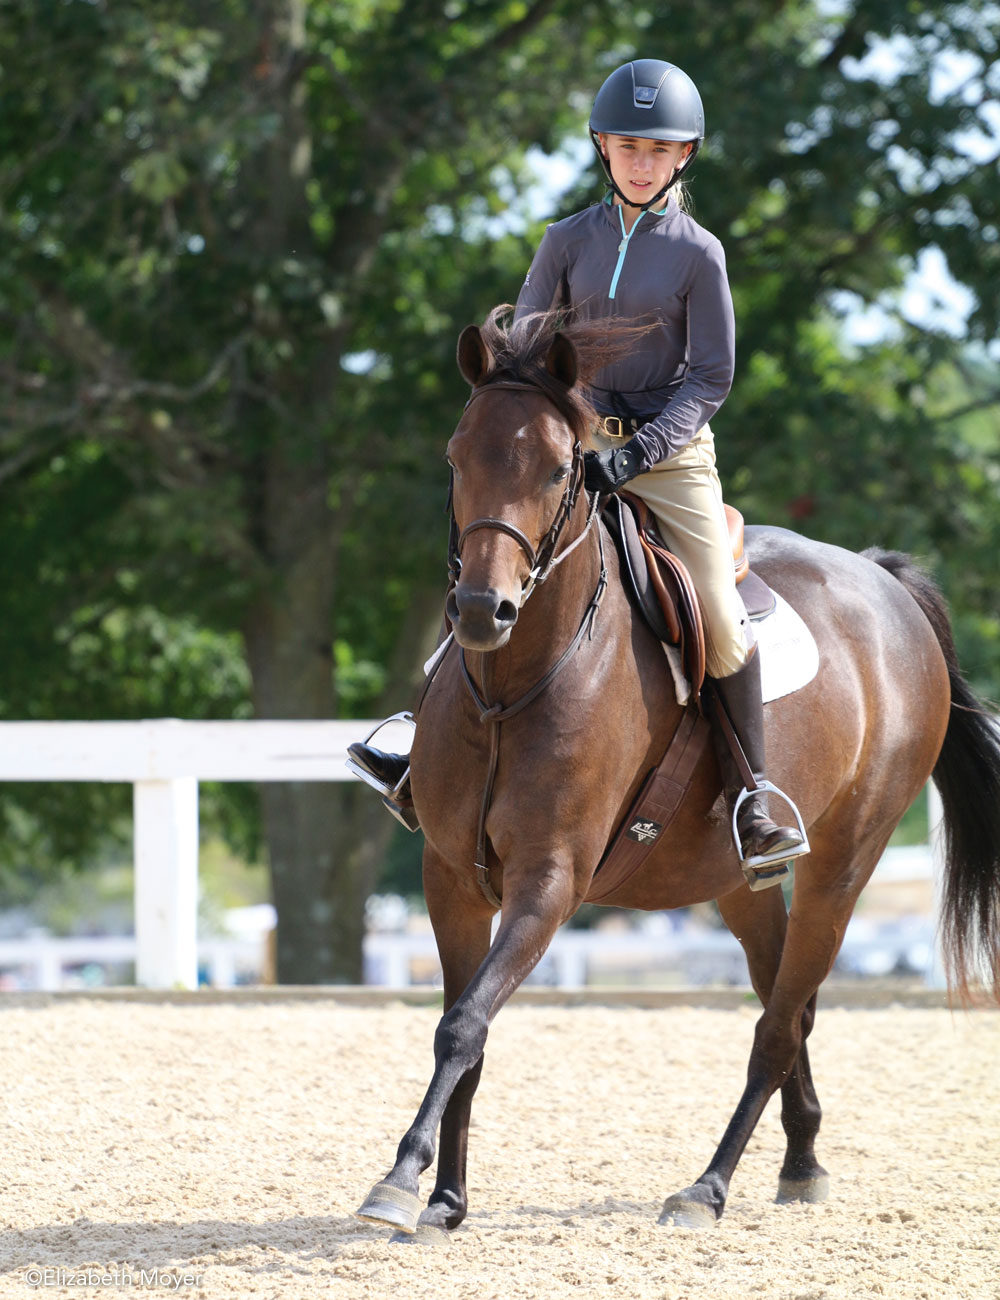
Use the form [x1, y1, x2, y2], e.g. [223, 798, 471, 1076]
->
[514, 194, 735, 469]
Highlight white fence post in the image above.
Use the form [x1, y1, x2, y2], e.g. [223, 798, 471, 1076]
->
[133, 778, 199, 989]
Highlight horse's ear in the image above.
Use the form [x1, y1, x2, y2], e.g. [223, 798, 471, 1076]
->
[544, 331, 577, 388]
[457, 325, 493, 386]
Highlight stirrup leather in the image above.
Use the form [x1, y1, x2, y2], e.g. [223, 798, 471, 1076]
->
[731, 779, 810, 887]
[344, 711, 415, 799]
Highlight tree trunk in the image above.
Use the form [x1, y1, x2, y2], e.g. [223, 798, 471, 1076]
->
[256, 778, 386, 985]
[240, 405, 447, 982]
[241, 436, 371, 981]
[243, 454, 445, 983]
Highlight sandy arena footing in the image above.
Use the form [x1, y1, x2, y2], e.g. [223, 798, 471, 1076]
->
[0, 994, 996, 1299]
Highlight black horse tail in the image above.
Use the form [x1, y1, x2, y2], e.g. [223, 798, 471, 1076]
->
[864, 548, 1000, 1002]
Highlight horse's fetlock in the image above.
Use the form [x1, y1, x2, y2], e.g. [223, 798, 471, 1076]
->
[396, 1130, 435, 1174]
[700, 1172, 728, 1214]
[430, 1185, 468, 1226]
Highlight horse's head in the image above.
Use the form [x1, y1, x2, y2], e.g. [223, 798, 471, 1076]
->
[444, 318, 585, 652]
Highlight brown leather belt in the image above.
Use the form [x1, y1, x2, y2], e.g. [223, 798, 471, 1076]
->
[600, 414, 657, 440]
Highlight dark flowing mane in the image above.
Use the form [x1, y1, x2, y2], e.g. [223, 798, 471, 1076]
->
[475, 305, 657, 441]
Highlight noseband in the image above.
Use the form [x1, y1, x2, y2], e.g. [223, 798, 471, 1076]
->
[447, 381, 590, 601]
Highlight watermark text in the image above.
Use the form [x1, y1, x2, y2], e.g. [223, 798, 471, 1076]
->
[23, 1265, 203, 1290]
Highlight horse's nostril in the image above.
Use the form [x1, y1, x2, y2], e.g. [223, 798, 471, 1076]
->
[453, 587, 509, 628]
[495, 599, 518, 628]
[449, 586, 519, 647]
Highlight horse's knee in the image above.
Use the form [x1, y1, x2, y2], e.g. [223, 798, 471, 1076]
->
[752, 1014, 804, 1083]
[434, 1007, 487, 1072]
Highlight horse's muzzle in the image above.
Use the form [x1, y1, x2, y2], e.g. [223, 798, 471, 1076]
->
[446, 584, 518, 651]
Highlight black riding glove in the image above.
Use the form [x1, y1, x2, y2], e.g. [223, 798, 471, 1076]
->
[584, 441, 643, 494]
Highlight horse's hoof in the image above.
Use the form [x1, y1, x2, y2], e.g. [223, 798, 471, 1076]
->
[658, 1192, 718, 1230]
[355, 1180, 423, 1233]
[776, 1172, 830, 1204]
[390, 1222, 451, 1247]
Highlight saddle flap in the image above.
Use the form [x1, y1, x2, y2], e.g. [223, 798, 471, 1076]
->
[602, 496, 679, 646]
[602, 495, 778, 696]
[620, 492, 706, 700]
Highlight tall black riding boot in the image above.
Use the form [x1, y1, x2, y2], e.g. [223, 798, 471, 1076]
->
[709, 649, 808, 890]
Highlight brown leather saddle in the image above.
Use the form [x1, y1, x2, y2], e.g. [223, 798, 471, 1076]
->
[602, 492, 776, 702]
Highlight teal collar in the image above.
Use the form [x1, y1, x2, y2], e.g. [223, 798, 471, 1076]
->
[602, 190, 670, 217]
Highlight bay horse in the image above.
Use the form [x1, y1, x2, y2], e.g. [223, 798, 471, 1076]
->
[357, 307, 1000, 1238]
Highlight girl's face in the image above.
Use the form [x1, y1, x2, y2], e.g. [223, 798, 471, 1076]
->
[599, 133, 693, 208]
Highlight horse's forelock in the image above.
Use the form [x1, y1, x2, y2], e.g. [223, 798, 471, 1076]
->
[473, 306, 658, 441]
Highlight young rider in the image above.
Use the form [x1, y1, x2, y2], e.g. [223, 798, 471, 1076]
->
[349, 59, 808, 888]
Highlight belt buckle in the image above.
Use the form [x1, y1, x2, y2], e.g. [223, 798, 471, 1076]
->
[602, 416, 627, 440]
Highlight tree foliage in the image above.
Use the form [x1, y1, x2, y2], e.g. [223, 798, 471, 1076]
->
[1, 0, 997, 975]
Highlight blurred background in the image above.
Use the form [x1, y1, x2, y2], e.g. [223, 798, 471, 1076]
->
[1, 0, 997, 989]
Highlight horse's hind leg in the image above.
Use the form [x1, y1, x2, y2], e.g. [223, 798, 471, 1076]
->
[717, 888, 828, 1205]
[773, 998, 829, 1204]
[661, 866, 858, 1228]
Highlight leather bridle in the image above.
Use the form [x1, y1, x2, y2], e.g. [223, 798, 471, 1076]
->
[448, 381, 592, 602]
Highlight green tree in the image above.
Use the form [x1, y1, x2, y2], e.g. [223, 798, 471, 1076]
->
[1, 0, 997, 978]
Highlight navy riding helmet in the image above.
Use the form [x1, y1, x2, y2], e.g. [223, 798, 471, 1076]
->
[589, 59, 705, 210]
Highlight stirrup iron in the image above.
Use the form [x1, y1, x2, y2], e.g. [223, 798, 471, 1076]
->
[731, 780, 810, 891]
[344, 711, 416, 798]
[380, 793, 420, 833]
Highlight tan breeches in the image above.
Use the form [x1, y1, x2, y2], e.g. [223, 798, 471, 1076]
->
[593, 424, 750, 678]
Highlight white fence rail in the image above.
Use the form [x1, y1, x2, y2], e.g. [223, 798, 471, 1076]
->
[0, 867, 939, 991]
[0, 935, 265, 992]
[0, 720, 944, 991]
[0, 719, 383, 989]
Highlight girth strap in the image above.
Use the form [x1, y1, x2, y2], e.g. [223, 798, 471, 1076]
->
[585, 705, 711, 903]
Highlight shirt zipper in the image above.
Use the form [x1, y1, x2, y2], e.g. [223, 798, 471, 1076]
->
[609, 205, 642, 300]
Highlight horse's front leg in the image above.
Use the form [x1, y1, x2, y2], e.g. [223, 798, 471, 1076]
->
[404, 858, 495, 1241]
[356, 858, 577, 1235]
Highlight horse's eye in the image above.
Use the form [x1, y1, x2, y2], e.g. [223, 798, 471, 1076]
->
[552, 465, 570, 484]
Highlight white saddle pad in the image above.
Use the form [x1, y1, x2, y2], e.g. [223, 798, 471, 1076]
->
[757, 591, 820, 703]
[663, 590, 819, 706]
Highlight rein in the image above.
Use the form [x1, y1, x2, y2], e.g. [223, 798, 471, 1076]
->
[448, 379, 607, 909]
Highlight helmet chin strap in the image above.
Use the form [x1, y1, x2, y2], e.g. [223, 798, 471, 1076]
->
[589, 132, 697, 213]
